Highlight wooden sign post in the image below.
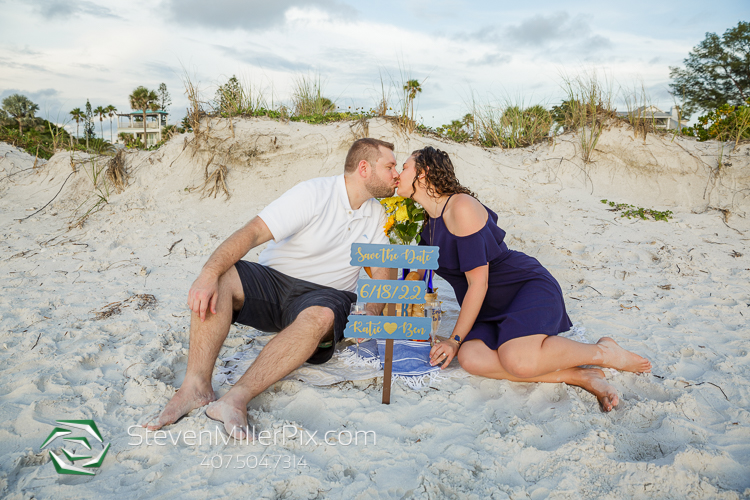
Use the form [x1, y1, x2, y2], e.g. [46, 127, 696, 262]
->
[345, 243, 440, 404]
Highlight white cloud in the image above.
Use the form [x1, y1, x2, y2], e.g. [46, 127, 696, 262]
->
[1, 0, 744, 128]
[26, 0, 121, 20]
[165, 0, 356, 31]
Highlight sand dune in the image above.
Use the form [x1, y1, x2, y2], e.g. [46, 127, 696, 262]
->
[1, 118, 749, 499]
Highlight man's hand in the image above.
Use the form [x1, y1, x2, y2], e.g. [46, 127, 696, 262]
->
[365, 302, 383, 316]
[188, 272, 220, 322]
[185, 216, 273, 322]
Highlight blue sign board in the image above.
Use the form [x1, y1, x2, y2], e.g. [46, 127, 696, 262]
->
[350, 244, 439, 270]
[344, 315, 431, 340]
[357, 279, 425, 304]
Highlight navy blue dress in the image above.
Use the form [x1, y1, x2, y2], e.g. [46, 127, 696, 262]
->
[419, 200, 572, 349]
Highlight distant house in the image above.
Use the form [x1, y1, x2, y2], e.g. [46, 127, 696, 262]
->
[617, 106, 688, 130]
[116, 110, 168, 146]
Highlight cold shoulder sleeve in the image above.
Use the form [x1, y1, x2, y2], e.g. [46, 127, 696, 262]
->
[420, 206, 508, 273]
[454, 223, 506, 272]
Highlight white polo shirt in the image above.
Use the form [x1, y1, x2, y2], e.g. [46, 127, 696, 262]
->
[257, 174, 389, 292]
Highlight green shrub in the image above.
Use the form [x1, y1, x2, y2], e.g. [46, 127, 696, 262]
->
[214, 75, 268, 117]
[683, 101, 750, 143]
[0, 117, 76, 159]
[434, 114, 474, 143]
[601, 199, 673, 221]
[474, 102, 552, 148]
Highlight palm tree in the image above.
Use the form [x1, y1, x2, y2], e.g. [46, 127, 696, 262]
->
[129, 86, 158, 147]
[2, 94, 39, 134]
[70, 107, 83, 142]
[84, 99, 94, 151]
[403, 80, 422, 123]
[105, 105, 117, 143]
[94, 105, 106, 141]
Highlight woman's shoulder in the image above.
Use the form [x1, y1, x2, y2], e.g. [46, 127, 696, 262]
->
[443, 194, 488, 237]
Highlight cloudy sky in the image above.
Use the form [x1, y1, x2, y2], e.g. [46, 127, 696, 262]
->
[1, 0, 747, 133]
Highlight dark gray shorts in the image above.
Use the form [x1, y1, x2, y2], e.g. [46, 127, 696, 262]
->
[233, 261, 356, 365]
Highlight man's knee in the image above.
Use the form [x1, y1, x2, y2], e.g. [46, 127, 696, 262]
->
[218, 266, 244, 310]
[295, 306, 335, 335]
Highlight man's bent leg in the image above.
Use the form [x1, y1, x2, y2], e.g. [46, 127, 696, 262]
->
[146, 266, 244, 430]
[206, 306, 334, 438]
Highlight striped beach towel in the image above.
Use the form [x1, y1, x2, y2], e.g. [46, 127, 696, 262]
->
[341, 339, 450, 389]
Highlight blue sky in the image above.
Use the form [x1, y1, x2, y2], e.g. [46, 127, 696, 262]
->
[0, 0, 747, 133]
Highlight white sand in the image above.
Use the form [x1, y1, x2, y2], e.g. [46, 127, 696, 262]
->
[1, 119, 749, 499]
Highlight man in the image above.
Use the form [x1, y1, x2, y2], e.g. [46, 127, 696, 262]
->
[146, 138, 399, 438]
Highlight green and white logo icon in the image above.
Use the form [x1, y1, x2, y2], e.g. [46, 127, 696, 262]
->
[41, 420, 110, 476]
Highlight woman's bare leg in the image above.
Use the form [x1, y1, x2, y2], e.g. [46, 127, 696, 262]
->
[457, 340, 621, 411]
[493, 334, 651, 379]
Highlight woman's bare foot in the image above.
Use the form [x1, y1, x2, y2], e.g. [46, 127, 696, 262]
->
[578, 368, 619, 412]
[595, 337, 652, 373]
[205, 398, 251, 440]
[145, 381, 215, 430]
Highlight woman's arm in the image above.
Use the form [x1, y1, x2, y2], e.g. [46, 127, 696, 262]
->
[429, 194, 490, 367]
[430, 264, 487, 367]
[452, 264, 489, 340]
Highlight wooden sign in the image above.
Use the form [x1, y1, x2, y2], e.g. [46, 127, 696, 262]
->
[350, 243, 439, 270]
[357, 279, 425, 303]
[347, 243, 440, 404]
[344, 316, 431, 340]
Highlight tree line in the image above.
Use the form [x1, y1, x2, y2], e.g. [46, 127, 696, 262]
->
[0, 82, 171, 152]
[670, 21, 750, 141]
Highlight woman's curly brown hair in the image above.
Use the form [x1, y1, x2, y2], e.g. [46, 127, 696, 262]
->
[409, 146, 476, 200]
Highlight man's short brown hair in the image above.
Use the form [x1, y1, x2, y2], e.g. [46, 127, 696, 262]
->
[344, 138, 395, 173]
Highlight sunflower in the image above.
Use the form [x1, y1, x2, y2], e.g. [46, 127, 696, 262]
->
[394, 204, 409, 222]
[378, 197, 425, 245]
[380, 196, 403, 211]
[384, 214, 396, 235]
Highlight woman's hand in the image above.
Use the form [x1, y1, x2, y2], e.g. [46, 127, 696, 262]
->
[430, 339, 459, 369]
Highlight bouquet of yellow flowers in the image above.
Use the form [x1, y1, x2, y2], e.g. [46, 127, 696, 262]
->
[380, 196, 425, 245]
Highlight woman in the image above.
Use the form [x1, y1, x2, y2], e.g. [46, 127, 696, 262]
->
[398, 146, 651, 412]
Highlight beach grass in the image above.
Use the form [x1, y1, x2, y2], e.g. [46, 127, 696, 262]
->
[291, 73, 335, 117]
[471, 96, 552, 149]
[558, 70, 616, 163]
[621, 81, 658, 140]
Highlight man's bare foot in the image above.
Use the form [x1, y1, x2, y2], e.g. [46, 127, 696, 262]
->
[595, 337, 652, 373]
[205, 398, 251, 440]
[145, 381, 215, 430]
[578, 368, 619, 412]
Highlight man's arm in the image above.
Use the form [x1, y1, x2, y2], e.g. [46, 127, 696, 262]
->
[188, 216, 274, 321]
